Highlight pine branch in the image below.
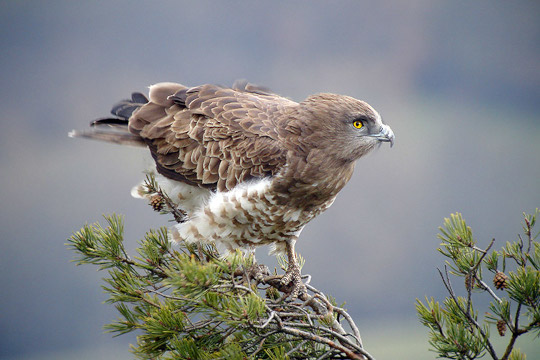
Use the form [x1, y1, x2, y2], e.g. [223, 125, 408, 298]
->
[68, 212, 375, 359]
[417, 210, 540, 360]
[141, 173, 187, 223]
[438, 266, 497, 359]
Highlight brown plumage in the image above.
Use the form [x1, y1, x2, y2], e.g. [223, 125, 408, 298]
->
[70, 80, 394, 298]
[129, 82, 290, 191]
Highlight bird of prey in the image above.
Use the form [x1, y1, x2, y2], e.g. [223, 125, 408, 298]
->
[70, 81, 394, 298]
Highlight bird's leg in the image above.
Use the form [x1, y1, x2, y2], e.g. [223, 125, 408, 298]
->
[280, 237, 306, 299]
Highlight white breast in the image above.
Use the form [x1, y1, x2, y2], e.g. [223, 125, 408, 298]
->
[134, 173, 335, 256]
[170, 177, 315, 255]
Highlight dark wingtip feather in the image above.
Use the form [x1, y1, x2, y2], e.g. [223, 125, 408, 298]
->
[110, 102, 140, 119]
[109, 93, 149, 119]
[91, 117, 129, 127]
[131, 92, 148, 104]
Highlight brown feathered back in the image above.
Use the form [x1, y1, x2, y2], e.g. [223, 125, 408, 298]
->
[128, 82, 296, 191]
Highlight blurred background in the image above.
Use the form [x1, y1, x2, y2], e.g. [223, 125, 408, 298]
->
[1, 1, 538, 359]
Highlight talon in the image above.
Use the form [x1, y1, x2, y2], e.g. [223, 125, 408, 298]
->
[281, 260, 306, 299]
[249, 263, 269, 282]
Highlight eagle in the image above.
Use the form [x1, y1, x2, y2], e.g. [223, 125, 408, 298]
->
[70, 81, 394, 298]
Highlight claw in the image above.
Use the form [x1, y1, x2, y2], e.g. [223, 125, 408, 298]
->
[281, 263, 306, 299]
[249, 263, 269, 282]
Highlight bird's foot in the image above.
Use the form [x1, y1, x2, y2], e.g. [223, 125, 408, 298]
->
[247, 263, 270, 282]
[280, 263, 306, 300]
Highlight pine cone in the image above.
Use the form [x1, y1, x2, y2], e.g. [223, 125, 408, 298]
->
[465, 274, 476, 291]
[493, 271, 508, 290]
[150, 194, 164, 211]
[496, 319, 506, 336]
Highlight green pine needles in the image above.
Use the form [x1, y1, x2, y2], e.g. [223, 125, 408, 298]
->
[416, 210, 540, 360]
[68, 212, 373, 359]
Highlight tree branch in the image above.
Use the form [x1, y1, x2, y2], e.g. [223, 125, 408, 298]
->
[438, 266, 498, 360]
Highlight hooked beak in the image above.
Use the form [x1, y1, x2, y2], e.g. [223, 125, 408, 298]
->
[369, 124, 394, 147]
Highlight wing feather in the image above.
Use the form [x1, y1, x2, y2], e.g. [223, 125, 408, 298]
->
[128, 81, 294, 191]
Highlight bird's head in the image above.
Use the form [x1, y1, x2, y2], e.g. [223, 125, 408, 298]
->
[300, 93, 394, 162]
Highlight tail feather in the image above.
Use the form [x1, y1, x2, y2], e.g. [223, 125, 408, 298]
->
[69, 92, 149, 147]
[68, 129, 146, 147]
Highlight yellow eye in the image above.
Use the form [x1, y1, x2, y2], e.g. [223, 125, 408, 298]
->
[353, 120, 363, 129]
